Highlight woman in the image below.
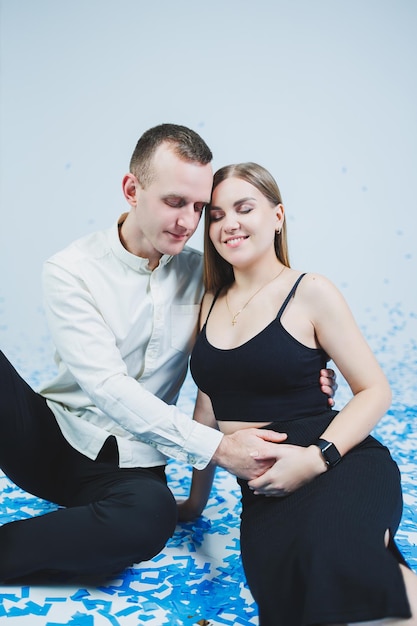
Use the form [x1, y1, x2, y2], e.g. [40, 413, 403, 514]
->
[178, 163, 417, 625]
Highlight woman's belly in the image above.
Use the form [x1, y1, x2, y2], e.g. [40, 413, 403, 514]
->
[218, 420, 272, 435]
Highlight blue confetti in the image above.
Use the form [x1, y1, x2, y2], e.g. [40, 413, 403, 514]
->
[0, 312, 416, 625]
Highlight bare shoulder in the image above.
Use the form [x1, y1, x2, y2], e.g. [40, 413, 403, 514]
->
[297, 272, 348, 312]
[299, 272, 337, 295]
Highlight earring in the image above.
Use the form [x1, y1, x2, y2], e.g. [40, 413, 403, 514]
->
[276, 228, 281, 235]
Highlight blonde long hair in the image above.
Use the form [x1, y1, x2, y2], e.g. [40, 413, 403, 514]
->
[203, 162, 290, 292]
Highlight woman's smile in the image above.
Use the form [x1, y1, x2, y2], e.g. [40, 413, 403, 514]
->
[224, 235, 249, 248]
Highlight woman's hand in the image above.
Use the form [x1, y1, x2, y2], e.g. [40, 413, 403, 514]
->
[247, 444, 328, 496]
[176, 498, 202, 523]
[175, 464, 217, 523]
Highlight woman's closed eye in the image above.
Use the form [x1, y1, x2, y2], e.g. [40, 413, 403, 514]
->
[237, 204, 253, 214]
[209, 209, 225, 222]
[209, 204, 254, 222]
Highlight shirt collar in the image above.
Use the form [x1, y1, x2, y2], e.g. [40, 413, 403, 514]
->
[109, 214, 173, 272]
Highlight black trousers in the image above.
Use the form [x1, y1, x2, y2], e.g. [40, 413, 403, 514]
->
[0, 351, 178, 582]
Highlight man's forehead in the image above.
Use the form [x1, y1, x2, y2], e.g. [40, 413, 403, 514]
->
[153, 145, 206, 171]
[151, 149, 212, 198]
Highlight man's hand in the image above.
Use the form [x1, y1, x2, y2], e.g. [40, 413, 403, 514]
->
[211, 428, 287, 480]
[320, 368, 338, 407]
[247, 444, 327, 496]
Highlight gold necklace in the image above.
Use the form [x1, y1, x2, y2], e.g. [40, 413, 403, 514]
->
[226, 266, 286, 326]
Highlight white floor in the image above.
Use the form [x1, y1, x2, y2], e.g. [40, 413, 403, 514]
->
[0, 463, 258, 626]
[0, 373, 416, 625]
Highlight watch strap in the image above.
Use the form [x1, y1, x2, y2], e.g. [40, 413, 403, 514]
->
[316, 438, 342, 468]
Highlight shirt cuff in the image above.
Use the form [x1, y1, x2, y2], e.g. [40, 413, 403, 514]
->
[181, 421, 224, 470]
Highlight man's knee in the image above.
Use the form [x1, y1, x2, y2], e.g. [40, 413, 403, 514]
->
[106, 475, 178, 561]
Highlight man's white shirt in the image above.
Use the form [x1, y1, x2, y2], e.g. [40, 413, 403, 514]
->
[40, 217, 222, 469]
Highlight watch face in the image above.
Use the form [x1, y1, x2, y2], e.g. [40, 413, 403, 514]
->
[317, 439, 341, 468]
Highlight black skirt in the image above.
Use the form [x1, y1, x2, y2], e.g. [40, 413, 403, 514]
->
[238, 412, 411, 626]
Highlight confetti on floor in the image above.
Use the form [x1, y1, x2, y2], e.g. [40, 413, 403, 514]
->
[0, 313, 416, 625]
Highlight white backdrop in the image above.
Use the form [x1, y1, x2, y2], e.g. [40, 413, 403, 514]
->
[1, 0, 416, 369]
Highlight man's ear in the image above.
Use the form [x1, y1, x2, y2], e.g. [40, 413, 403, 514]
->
[122, 173, 139, 208]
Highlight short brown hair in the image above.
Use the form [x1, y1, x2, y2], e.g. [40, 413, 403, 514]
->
[129, 123, 213, 187]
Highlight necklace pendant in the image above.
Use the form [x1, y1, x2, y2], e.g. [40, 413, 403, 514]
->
[226, 266, 286, 327]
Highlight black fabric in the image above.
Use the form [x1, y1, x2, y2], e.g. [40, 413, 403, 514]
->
[0, 350, 177, 582]
[239, 420, 409, 625]
[191, 274, 331, 422]
[190, 276, 411, 625]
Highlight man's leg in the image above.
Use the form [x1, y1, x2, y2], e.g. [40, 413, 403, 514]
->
[0, 350, 70, 502]
[0, 351, 177, 580]
[0, 466, 177, 581]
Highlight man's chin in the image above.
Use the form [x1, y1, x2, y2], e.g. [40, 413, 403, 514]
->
[161, 236, 189, 256]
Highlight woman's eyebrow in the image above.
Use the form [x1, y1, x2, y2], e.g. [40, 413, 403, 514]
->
[233, 196, 256, 206]
[209, 196, 256, 210]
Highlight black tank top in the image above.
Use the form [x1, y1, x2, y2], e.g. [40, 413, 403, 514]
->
[190, 274, 330, 422]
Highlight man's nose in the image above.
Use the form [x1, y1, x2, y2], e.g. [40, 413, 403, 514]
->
[177, 205, 200, 230]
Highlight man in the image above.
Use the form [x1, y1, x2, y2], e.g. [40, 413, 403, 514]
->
[0, 124, 334, 581]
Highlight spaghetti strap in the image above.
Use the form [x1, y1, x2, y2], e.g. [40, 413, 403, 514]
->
[276, 273, 307, 320]
[201, 289, 222, 328]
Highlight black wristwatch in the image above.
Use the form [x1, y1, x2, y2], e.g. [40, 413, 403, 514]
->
[316, 438, 342, 469]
